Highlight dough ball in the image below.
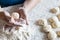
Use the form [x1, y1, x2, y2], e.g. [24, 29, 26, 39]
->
[48, 18, 57, 28]
[48, 16, 60, 28]
[50, 7, 59, 14]
[52, 16, 60, 28]
[36, 19, 44, 26]
[51, 22, 57, 28]
[11, 12, 19, 19]
[48, 18, 54, 23]
[57, 14, 60, 21]
[36, 19, 48, 26]
[52, 16, 59, 22]
[56, 31, 60, 37]
[48, 31, 57, 40]
[43, 25, 52, 32]
[42, 19, 48, 26]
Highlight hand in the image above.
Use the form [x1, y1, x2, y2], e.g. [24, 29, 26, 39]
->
[15, 9, 29, 25]
[9, 17, 15, 24]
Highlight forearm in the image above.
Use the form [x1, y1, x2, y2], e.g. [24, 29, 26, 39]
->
[24, 0, 40, 12]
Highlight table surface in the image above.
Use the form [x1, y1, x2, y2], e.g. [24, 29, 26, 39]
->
[28, 0, 60, 40]
[2, 0, 60, 40]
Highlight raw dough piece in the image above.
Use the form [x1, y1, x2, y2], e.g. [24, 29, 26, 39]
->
[56, 31, 60, 37]
[11, 12, 19, 19]
[36, 19, 44, 26]
[51, 23, 57, 28]
[52, 16, 60, 28]
[36, 19, 48, 26]
[43, 25, 52, 32]
[57, 14, 60, 21]
[50, 7, 59, 14]
[48, 18, 54, 23]
[48, 18, 57, 28]
[48, 31, 57, 40]
[48, 16, 60, 28]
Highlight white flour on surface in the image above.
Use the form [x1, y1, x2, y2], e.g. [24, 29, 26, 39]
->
[0, 24, 32, 40]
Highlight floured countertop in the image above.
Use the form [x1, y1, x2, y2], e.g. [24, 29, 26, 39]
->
[1, 0, 60, 40]
[28, 0, 60, 40]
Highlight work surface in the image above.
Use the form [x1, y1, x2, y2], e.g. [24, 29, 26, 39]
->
[2, 0, 60, 40]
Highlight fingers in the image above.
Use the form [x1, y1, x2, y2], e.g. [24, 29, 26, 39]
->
[15, 9, 28, 25]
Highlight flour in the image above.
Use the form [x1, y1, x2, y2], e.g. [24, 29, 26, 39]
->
[0, 24, 30, 40]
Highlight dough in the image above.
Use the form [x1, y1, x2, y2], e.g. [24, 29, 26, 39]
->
[48, 16, 60, 28]
[37, 19, 48, 26]
[48, 18, 54, 23]
[48, 31, 57, 40]
[11, 12, 19, 19]
[43, 25, 52, 32]
[52, 16, 60, 28]
[57, 14, 60, 21]
[51, 22, 57, 28]
[50, 7, 59, 14]
[56, 31, 60, 37]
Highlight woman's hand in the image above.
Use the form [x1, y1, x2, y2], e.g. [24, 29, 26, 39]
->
[15, 9, 29, 25]
[24, 0, 40, 12]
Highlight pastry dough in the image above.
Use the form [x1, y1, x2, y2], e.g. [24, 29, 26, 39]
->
[56, 31, 60, 37]
[11, 12, 19, 19]
[48, 18, 54, 23]
[57, 14, 60, 21]
[52, 16, 60, 28]
[48, 31, 57, 40]
[51, 22, 57, 28]
[37, 19, 48, 26]
[48, 16, 60, 28]
[50, 7, 59, 14]
[43, 25, 52, 32]
[36, 19, 44, 26]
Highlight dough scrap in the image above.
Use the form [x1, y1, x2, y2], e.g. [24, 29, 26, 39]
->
[36, 19, 48, 26]
[56, 31, 60, 37]
[48, 31, 57, 40]
[11, 12, 19, 19]
[50, 7, 59, 14]
[57, 14, 60, 21]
